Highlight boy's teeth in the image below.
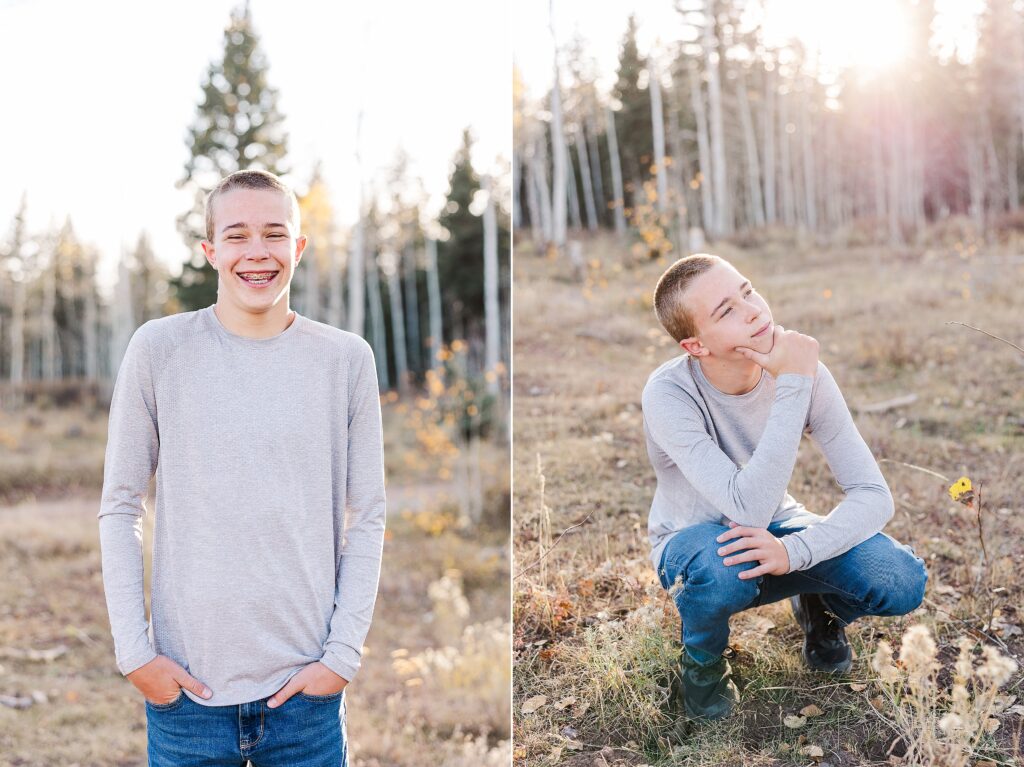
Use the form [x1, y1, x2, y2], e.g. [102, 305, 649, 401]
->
[240, 273, 274, 284]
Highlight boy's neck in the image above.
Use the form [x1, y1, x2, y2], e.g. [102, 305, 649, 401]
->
[697, 356, 763, 395]
[214, 299, 295, 339]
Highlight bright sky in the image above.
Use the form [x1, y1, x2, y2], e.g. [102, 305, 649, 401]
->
[0, 0, 510, 289]
[515, 0, 983, 96]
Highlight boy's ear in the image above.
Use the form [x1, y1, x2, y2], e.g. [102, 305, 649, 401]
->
[679, 336, 708, 357]
[201, 240, 216, 268]
[293, 234, 308, 265]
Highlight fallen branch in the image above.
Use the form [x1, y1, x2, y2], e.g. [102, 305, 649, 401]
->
[854, 393, 918, 414]
[877, 459, 950, 483]
[0, 645, 67, 662]
[947, 321, 1024, 355]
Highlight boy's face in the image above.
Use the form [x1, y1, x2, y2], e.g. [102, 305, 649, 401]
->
[201, 188, 306, 314]
[680, 262, 774, 361]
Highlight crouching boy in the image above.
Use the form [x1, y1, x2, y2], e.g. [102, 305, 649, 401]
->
[641, 254, 927, 720]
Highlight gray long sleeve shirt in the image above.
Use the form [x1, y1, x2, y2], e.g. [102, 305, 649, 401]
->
[98, 306, 386, 706]
[642, 355, 893, 574]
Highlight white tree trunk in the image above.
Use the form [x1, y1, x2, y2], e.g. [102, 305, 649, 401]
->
[326, 243, 344, 328]
[549, 1, 568, 250]
[779, 86, 795, 227]
[366, 249, 389, 390]
[800, 81, 817, 231]
[483, 175, 500, 394]
[525, 152, 543, 243]
[703, 4, 729, 236]
[83, 252, 99, 382]
[385, 254, 408, 394]
[689, 60, 715, 235]
[566, 148, 583, 230]
[110, 245, 135, 379]
[402, 246, 421, 372]
[41, 247, 58, 381]
[605, 106, 627, 236]
[534, 137, 554, 243]
[425, 238, 443, 370]
[585, 116, 606, 226]
[305, 240, 321, 322]
[347, 215, 366, 336]
[512, 151, 523, 228]
[10, 276, 25, 387]
[736, 67, 765, 227]
[762, 64, 777, 224]
[574, 126, 599, 230]
[649, 54, 668, 218]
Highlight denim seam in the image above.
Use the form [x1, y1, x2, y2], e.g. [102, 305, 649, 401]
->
[240, 704, 266, 750]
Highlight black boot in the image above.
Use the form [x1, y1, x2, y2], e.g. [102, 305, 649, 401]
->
[791, 594, 852, 673]
[669, 648, 740, 720]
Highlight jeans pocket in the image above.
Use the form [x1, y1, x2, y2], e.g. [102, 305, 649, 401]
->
[297, 689, 344, 702]
[145, 689, 185, 711]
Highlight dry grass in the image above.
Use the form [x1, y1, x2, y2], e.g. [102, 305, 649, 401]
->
[512, 232, 1024, 766]
[0, 402, 510, 767]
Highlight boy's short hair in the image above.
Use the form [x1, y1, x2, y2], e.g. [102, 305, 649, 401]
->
[205, 169, 300, 242]
[653, 253, 724, 342]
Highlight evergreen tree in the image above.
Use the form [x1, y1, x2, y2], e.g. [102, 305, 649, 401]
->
[172, 3, 289, 311]
[437, 130, 511, 345]
[611, 14, 653, 196]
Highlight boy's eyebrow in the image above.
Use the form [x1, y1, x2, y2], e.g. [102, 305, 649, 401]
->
[711, 280, 751, 318]
[220, 222, 289, 233]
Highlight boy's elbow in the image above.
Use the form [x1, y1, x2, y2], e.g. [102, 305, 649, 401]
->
[726, 495, 777, 528]
[870, 483, 895, 525]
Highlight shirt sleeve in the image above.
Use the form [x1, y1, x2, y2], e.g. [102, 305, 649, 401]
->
[779, 362, 895, 572]
[319, 339, 387, 683]
[97, 325, 160, 676]
[642, 371, 814, 528]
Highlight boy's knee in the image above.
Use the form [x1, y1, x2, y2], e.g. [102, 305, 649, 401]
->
[871, 550, 928, 617]
[684, 546, 760, 612]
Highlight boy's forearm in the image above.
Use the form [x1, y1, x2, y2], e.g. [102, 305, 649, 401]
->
[781, 483, 894, 571]
[783, 364, 896, 571]
[721, 373, 814, 526]
[98, 513, 157, 675]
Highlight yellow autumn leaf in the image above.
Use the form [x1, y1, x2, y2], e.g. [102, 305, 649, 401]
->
[949, 476, 973, 503]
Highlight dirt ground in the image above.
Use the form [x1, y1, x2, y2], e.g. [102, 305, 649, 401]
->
[512, 231, 1024, 766]
[0, 406, 510, 766]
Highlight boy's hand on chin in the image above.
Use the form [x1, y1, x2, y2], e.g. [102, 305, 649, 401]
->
[736, 324, 819, 379]
[716, 521, 790, 578]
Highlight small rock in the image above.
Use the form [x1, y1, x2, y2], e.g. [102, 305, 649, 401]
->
[0, 694, 33, 709]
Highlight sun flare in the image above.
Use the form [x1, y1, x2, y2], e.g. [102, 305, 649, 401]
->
[760, 0, 912, 75]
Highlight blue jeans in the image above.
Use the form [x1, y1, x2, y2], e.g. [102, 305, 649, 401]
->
[146, 689, 348, 766]
[657, 511, 928, 664]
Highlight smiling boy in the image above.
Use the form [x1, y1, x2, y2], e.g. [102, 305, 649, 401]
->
[641, 253, 927, 720]
[98, 169, 385, 765]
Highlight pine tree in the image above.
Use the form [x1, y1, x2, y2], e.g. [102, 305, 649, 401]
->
[611, 14, 653, 200]
[172, 2, 289, 311]
[437, 130, 511, 346]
